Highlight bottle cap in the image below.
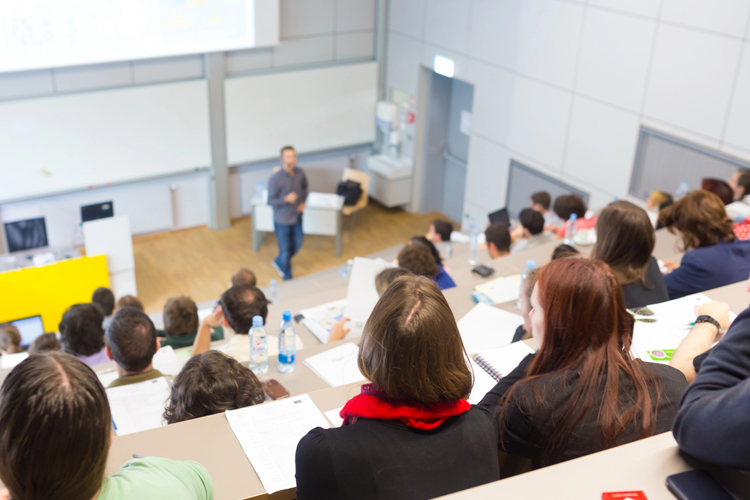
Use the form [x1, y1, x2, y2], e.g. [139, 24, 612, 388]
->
[252, 315, 264, 327]
[282, 310, 292, 321]
[271, 279, 277, 286]
[526, 259, 536, 270]
[569, 213, 578, 221]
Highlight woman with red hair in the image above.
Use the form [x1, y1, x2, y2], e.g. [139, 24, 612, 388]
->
[479, 258, 686, 468]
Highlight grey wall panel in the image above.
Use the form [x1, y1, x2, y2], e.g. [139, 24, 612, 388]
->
[273, 36, 335, 67]
[53, 62, 133, 93]
[133, 56, 204, 85]
[336, 32, 376, 60]
[279, 0, 335, 37]
[225, 48, 273, 74]
[0, 70, 54, 101]
[337, 0, 377, 31]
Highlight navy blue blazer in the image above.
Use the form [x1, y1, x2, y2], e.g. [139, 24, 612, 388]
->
[664, 240, 750, 300]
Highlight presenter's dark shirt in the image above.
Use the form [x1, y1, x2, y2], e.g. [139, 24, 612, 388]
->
[295, 407, 499, 500]
[268, 167, 309, 225]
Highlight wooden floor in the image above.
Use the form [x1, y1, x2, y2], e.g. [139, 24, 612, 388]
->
[132, 201, 452, 313]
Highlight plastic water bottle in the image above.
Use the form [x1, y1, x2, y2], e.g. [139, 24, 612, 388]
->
[339, 259, 354, 280]
[563, 214, 578, 246]
[277, 310, 296, 373]
[517, 259, 536, 310]
[249, 315, 268, 375]
[676, 179, 690, 199]
[268, 280, 278, 305]
[469, 217, 479, 265]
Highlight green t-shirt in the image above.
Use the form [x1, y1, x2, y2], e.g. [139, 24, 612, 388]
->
[107, 369, 165, 389]
[98, 457, 213, 500]
[159, 327, 225, 350]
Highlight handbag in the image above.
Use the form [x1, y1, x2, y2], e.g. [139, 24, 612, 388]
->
[336, 180, 363, 206]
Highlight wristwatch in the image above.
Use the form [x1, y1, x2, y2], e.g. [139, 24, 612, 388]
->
[695, 315, 721, 333]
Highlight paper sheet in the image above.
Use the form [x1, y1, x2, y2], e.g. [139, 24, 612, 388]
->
[0, 352, 28, 369]
[306, 192, 343, 210]
[343, 257, 397, 337]
[107, 377, 171, 436]
[467, 358, 498, 405]
[458, 303, 524, 355]
[225, 394, 330, 494]
[299, 298, 348, 344]
[303, 342, 366, 387]
[96, 368, 119, 388]
[630, 293, 734, 363]
[324, 407, 344, 427]
[474, 274, 522, 304]
[152, 345, 186, 376]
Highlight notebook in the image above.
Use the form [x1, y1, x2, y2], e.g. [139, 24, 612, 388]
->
[303, 342, 366, 387]
[457, 303, 524, 355]
[472, 274, 522, 304]
[473, 342, 535, 381]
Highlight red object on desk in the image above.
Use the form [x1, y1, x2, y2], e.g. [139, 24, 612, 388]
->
[602, 492, 648, 500]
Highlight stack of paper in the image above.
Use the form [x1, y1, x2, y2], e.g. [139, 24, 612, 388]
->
[303, 342, 366, 387]
[152, 345, 186, 376]
[630, 293, 736, 364]
[107, 377, 171, 436]
[473, 274, 522, 304]
[0, 352, 28, 369]
[343, 257, 397, 338]
[457, 303, 524, 355]
[324, 407, 345, 427]
[96, 368, 119, 388]
[225, 394, 331, 494]
[299, 298, 348, 344]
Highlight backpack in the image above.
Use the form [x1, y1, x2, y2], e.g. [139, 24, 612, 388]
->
[336, 180, 363, 206]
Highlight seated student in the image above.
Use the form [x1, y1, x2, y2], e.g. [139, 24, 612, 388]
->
[646, 190, 673, 211]
[295, 276, 500, 500]
[59, 303, 110, 367]
[426, 219, 453, 244]
[669, 301, 731, 383]
[27, 333, 61, 354]
[411, 236, 445, 267]
[479, 258, 686, 468]
[231, 267, 257, 288]
[591, 201, 669, 309]
[397, 241, 456, 290]
[672, 304, 750, 469]
[106, 307, 164, 388]
[193, 284, 269, 361]
[530, 191, 562, 229]
[116, 294, 144, 312]
[727, 167, 750, 201]
[328, 267, 414, 343]
[0, 326, 24, 354]
[512, 268, 538, 343]
[659, 190, 750, 299]
[0, 352, 213, 500]
[485, 222, 511, 259]
[511, 209, 556, 254]
[164, 350, 265, 424]
[552, 194, 595, 238]
[161, 297, 224, 349]
[701, 178, 733, 205]
[92, 286, 115, 330]
[550, 243, 580, 260]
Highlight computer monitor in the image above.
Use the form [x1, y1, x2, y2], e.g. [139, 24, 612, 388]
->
[81, 201, 114, 222]
[4, 217, 49, 253]
[1, 315, 46, 347]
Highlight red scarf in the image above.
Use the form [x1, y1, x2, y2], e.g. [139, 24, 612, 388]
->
[340, 384, 471, 430]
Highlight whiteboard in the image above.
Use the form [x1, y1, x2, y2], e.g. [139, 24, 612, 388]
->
[225, 62, 377, 165]
[0, 79, 211, 203]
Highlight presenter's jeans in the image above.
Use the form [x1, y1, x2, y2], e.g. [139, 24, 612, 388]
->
[274, 220, 303, 280]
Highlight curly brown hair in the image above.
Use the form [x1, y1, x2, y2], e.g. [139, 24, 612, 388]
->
[397, 242, 438, 278]
[163, 351, 265, 424]
[658, 190, 735, 251]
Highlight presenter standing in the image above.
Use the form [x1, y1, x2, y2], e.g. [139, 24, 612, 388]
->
[268, 146, 308, 280]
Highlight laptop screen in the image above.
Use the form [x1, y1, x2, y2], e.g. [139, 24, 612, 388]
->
[1, 316, 46, 347]
[488, 208, 510, 227]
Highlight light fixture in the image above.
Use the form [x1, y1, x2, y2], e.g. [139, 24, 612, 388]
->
[433, 55, 455, 78]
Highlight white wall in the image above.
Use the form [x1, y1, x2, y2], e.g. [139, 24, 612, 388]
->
[386, 0, 750, 219]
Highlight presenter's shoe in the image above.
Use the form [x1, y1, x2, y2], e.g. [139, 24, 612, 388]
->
[272, 259, 285, 279]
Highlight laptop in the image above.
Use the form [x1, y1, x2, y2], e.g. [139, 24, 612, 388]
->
[488, 208, 510, 227]
[1, 315, 46, 348]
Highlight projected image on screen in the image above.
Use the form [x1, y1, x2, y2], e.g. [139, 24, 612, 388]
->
[4, 218, 48, 253]
[0, 0, 279, 73]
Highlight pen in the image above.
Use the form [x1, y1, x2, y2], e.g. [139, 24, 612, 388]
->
[133, 454, 144, 459]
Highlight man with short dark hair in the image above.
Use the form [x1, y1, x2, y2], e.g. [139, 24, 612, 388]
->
[92, 287, 115, 330]
[426, 220, 453, 244]
[530, 191, 562, 229]
[268, 145, 308, 281]
[193, 284, 297, 363]
[105, 307, 163, 388]
[161, 296, 224, 350]
[485, 223, 512, 259]
[231, 268, 257, 288]
[511, 208, 556, 254]
[728, 168, 750, 201]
